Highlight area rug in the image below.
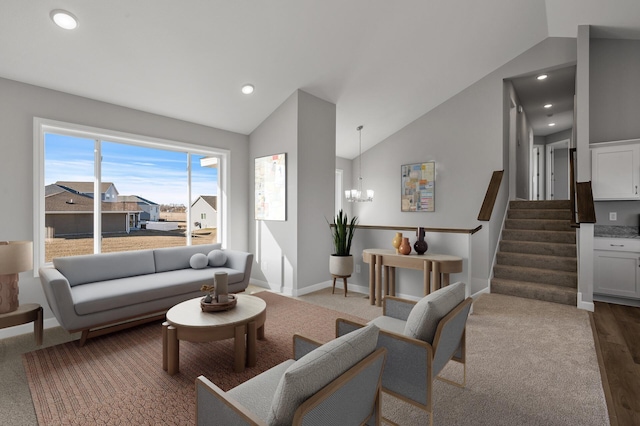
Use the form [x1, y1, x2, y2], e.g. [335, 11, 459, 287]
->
[23, 291, 365, 425]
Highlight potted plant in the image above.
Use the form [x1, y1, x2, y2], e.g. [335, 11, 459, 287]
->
[328, 209, 358, 276]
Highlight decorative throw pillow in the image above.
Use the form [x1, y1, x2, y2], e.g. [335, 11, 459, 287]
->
[403, 281, 466, 344]
[267, 324, 380, 426]
[189, 253, 208, 269]
[207, 249, 227, 267]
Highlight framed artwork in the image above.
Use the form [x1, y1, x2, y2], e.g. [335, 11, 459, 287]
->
[255, 153, 287, 220]
[401, 161, 435, 212]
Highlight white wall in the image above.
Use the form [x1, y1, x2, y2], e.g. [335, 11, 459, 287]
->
[0, 77, 250, 325]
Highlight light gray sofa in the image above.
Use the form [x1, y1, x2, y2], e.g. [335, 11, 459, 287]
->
[38, 243, 253, 344]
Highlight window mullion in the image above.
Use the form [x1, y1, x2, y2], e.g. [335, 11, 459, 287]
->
[186, 152, 192, 246]
[94, 139, 102, 254]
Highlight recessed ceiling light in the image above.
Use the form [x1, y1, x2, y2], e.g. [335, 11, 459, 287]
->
[548, 122, 556, 127]
[544, 103, 553, 109]
[537, 74, 548, 80]
[50, 10, 78, 30]
[241, 84, 254, 95]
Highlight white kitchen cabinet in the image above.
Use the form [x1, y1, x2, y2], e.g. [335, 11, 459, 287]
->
[591, 141, 640, 200]
[594, 238, 640, 300]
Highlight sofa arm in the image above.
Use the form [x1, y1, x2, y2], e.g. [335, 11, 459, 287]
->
[383, 296, 416, 321]
[292, 334, 323, 360]
[224, 250, 254, 286]
[196, 376, 265, 426]
[38, 267, 76, 331]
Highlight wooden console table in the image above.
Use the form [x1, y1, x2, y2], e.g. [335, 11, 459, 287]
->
[362, 248, 463, 306]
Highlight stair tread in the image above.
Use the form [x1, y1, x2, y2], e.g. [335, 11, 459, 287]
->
[497, 251, 576, 261]
[491, 277, 577, 293]
[494, 264, 577, 276]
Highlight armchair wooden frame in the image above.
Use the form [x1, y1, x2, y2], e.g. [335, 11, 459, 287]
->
[337, 296, 472, 426]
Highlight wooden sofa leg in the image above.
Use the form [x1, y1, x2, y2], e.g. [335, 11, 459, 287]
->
[79, 330, 89, 347]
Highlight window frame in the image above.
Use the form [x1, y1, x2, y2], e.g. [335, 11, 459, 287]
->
[33, 117, 230, 273]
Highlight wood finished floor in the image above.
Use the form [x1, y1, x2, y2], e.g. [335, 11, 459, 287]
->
[591, 302, 640, 426]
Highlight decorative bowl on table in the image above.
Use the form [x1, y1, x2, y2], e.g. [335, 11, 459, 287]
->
[200, 294, 237, 312]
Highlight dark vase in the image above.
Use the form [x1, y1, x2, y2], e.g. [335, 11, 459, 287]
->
[414, 227, 428, 255]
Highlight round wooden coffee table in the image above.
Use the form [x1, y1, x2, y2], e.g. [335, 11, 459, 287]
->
[162, 294, 266, 375]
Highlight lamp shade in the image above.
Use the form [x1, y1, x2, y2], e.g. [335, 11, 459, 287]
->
[0, 241, 33, 274]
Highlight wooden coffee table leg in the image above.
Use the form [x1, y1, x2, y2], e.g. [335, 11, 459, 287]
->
[257, 323, 265, 340]
[167, 325, 179, 375]
[162, 322, 168, 371]
[234, 325, 246, 373]
[247, 321, 257, 368]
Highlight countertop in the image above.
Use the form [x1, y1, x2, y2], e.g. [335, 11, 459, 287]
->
[594, 225, 640, 239]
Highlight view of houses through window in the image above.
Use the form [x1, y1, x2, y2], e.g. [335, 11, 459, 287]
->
[43, 132, 220, 262]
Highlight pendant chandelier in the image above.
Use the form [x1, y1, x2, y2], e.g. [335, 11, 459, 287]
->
[345, 125, 374, 202]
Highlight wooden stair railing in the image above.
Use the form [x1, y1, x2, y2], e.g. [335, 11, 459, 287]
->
[478, 170, 503, 221]
[570, 148, 596, 225]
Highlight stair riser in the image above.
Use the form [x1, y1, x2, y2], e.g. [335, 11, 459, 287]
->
[502, 229, 576, 244]
[508, 210, 572, 220]
[500, 241, 576, 257]
[509, 200, 572, 210]
[505, 219, 574, 232]
[493, 265, 577, 288]
[491, 280, 577, 306]
[497, 252, 577, 272]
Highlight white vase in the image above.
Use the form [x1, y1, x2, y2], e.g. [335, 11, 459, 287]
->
[329, 255, 354, 277]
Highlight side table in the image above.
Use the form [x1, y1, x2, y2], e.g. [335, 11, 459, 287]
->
[0, 303, 43, 345]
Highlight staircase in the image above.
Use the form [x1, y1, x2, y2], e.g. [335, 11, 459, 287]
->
[491, 200, 577, 306]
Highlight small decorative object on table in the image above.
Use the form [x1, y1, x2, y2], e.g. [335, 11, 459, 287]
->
[398, 237, 412, 255]
[414, 227, 428, 255]
[392, 232, 403, 254]
[200, 272, 237, 312]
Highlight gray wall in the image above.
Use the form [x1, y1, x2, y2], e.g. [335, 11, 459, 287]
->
[546, 128, 572, 144]
[590, 39, 640, 143]
[249, 91, 299, 291]
[344, 37, 577, 295]
[296, 91, 336, 290]
[590, 38, 640, 226]
[248, 90, 336, 294]
[0, 77, 250, 321]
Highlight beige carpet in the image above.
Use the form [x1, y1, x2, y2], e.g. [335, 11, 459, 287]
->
[16, 288, 609, 425]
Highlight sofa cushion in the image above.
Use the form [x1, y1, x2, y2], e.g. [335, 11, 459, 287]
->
[189, 253, 208, 269]
[53, 250, 156, 287]
[153, 243, 221, 273]
[207, 249, 227, 267]
[404, 281, 465, 344]
[267, 324, 379, 426]
[71, 267, 245, 315]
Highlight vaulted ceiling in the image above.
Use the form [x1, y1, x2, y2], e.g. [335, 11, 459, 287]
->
[1, 1, 638, 158]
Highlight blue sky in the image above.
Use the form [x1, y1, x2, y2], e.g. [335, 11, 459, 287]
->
[45, 134, 218, 205]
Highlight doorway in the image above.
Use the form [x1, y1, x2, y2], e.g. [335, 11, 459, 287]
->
[546, 139, 570, 200]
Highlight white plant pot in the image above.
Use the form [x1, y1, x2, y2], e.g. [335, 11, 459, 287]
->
[329, 255, 354, 277]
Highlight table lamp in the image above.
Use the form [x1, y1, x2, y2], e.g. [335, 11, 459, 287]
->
[0, 241, 33, 314]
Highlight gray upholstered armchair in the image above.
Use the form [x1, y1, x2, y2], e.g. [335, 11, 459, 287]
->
[337, 281, 472, 426]
[196, 324, 386, 426]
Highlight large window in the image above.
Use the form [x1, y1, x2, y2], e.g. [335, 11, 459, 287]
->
[35, 118, 229, 267]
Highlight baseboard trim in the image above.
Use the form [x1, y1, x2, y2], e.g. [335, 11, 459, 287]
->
[577, 292, 595, 312]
